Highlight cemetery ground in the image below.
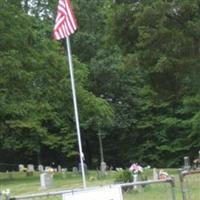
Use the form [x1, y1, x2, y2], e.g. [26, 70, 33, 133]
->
[0, 169, 199, 200]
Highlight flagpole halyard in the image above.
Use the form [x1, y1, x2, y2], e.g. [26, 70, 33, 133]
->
[65, 36, 87, 188]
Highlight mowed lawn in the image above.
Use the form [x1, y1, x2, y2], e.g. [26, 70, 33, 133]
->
[0, 171, 116, 195]
[0, 170, 199, 200]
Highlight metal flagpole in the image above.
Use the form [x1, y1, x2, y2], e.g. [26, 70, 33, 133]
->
[65, 36, 86, 188]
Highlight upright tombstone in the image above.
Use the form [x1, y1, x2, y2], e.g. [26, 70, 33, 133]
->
[45, 166, 49, 171]
[61, 168, 67, 178]
[184, 156, 190, 171]
[57, 165, 62, 172]
[153, 168, 159, 180]
[38, 165, 44, 172]
[78, 163, 88, 174]
[18, 164, 24, 172]
[62, 168, 67, 172]
[72, 167, 78, 174]
[40, 173, 53, 189]
[27, 164, 34, 176]
[100, 162, 107, 176]
[27, 164, 35, 172]
[53, 168, 58, 172]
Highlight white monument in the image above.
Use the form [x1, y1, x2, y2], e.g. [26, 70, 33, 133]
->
[40, 173, 53, 189]
[27, 164, 35, 172]
[38, 165, 44, 172]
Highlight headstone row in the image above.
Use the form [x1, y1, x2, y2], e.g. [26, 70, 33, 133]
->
[18, 164, 66, 173]
[18, 163, 89, 173]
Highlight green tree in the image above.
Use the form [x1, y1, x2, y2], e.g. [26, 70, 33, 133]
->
[0, 0, 113, 166]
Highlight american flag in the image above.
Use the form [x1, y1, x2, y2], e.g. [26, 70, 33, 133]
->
[53, 0, 77, 40]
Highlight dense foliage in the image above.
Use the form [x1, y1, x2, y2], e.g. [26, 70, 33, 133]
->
[0, 0, 200, 170]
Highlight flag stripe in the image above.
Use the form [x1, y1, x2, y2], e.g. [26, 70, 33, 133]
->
[53, 0, 77, 40]
[65, 0, 77, 29]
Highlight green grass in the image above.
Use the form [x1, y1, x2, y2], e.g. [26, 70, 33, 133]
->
[0, 171, 115, 195]
[0, 170, 199, 200]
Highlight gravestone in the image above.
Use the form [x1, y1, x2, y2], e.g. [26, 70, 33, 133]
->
[18, 164, 24, 172]
[184, 156, 190, 171]
[153, 168, 159, 180]
[53, 168, 57, 172]
[40, 173, 53, 189]
[27, 164, 35, 172]
[72, 167, 78, 174]
[78, 163, 88, 174]
[61, 168, 67, 178]
[100, 162, 107, 176]
[45, 166, 49, 171]
[38, 165, 44, 172]
[62, 168, 67, 172]
[27, 164, 34, 176]
[58, 165, 62, 172]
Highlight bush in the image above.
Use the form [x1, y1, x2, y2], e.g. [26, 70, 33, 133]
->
[114, 169, 132, 183]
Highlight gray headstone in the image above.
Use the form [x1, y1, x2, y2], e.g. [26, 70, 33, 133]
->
[100, 162, 107, 175]
[40, 173, 53, 189]
[57, 165, 62, 172]
[100, 162, 107, 171]
[78, 163, 88, 174]
[153, 168, 159, 180]
[184, 156, 190, 170]
[72, 167, 78, 174]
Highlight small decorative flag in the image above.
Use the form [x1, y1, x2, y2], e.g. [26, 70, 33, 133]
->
[53, 0, 77, 40]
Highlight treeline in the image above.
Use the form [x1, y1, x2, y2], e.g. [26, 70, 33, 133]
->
[0, 0, 200, 170]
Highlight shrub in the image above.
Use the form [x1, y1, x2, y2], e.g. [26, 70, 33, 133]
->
[114, 169, 132, 183]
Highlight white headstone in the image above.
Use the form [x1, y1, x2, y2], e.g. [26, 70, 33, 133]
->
[27, 164, 35, 172]
[61, 168, 67, 178]
[100, 162, 107, 175]
[153, 168, 158, 180]
[18, 164, 24, 172]
[58, 165, 62, 172]
[100, 162, 107, 171]
[184, 156, 190, 170]
[38, 165, 44, 172]
[40, 173, 53, 189]
[53, 168, 57, 172]
[45, 166, 49, 171]
[62, 168, 67, 172]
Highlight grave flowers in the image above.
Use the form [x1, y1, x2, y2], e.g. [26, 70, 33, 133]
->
[129, 163, 143, 174]
[129, 163, 143, 190]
